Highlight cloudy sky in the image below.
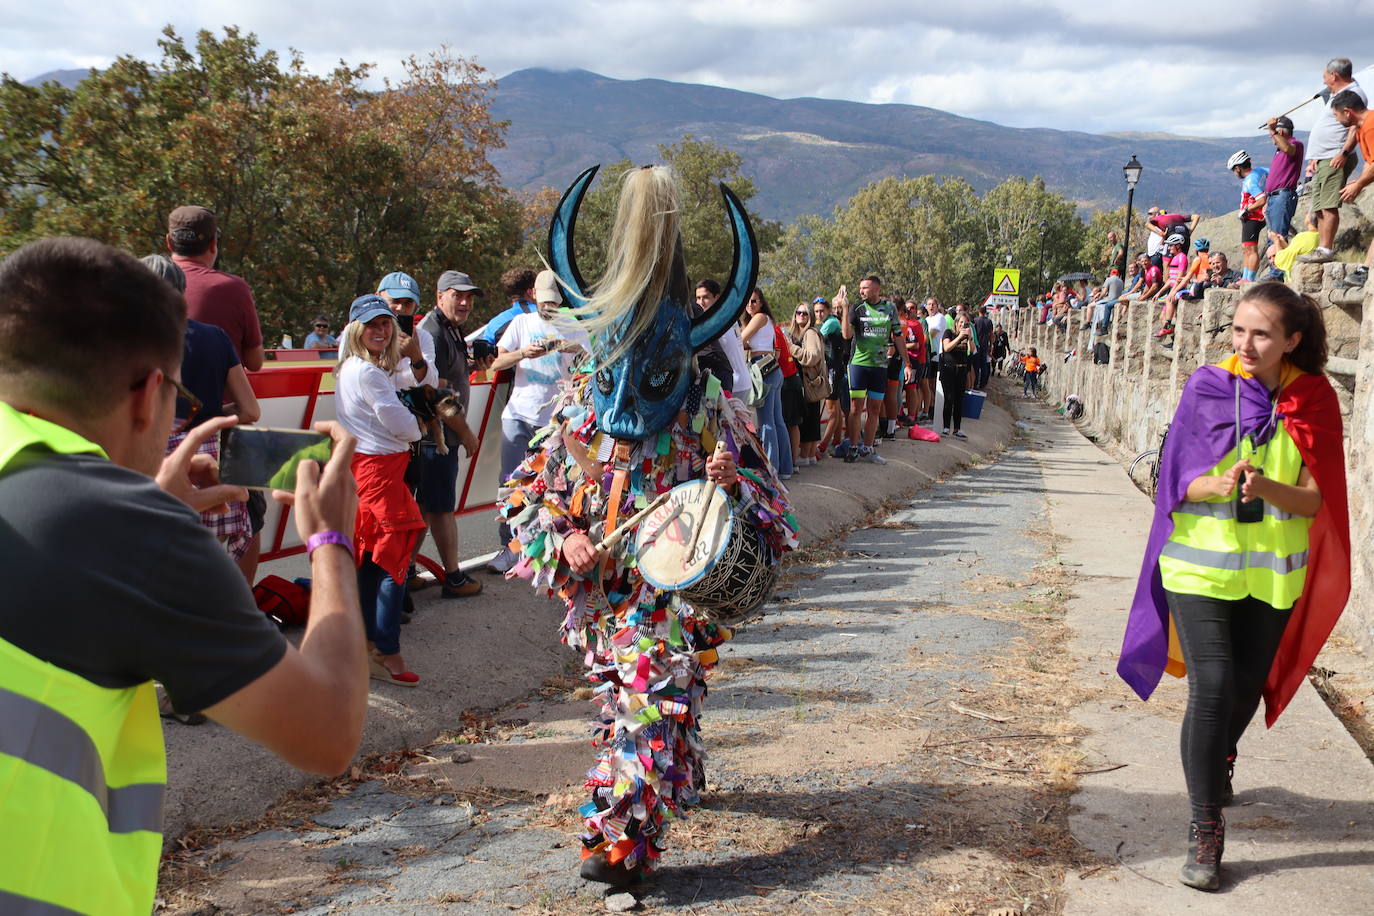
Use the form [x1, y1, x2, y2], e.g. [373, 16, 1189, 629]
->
[4, 1, 1372, 138]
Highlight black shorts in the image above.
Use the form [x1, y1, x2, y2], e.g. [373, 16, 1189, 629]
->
[886, 354, 903, 383]
[925, 361, 940, 380]
[1240, 218, 1265, 246]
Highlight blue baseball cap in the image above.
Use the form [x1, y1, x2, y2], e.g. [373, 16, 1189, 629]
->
[349, 294, 395, 326]
[377, 271, 421, 302]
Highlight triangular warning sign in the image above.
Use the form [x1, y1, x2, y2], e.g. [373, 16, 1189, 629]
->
[994, 274, 1017, 294]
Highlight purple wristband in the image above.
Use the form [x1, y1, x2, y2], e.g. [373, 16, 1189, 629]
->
[306, 530, 354, 560]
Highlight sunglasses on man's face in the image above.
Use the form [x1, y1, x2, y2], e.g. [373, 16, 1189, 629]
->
[314, 324, 328, 329]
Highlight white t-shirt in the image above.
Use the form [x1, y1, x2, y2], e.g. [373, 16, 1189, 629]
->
[744, 316, 775, 351]
[497, 312, 587, 425]
[925, 313, 947, 356]
[391, 325, 437, 390]
[1308, 80, 1367, 159]
[719, 326, 750, 393]
[336, 357, 423, 456]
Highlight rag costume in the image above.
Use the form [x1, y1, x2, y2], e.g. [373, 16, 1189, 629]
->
[498, 167, 797, 882]
[1118, 355, 1350, 725]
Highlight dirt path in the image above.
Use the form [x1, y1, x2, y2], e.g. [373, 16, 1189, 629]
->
[161, 395, 1110, 915]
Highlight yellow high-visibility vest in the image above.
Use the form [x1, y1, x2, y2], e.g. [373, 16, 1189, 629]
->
[1160, 422, 1312, 609]
[0, 403, 167, 915]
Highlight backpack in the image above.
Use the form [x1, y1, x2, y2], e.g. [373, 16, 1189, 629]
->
[1093, 342, 1110, 365]
[253, 575, 311, 627]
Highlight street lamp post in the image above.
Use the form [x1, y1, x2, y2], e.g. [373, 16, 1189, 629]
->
[1122, 155, 1143, 286]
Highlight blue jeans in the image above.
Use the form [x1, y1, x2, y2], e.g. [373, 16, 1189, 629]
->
[1265, 189, 1297, 238]
[757, 366, 792, 475]
[358, 554, 407, 655]
[499, 416, 540, 543]
[1093, 298, 1118, 331]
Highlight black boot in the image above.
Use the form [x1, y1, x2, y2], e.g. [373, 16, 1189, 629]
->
[1180, 815, 1225, 891]
[579, 852, 646, 886]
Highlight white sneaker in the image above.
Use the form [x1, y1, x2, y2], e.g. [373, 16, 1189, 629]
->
[941, 427, 951, 435]
[863, 450, 887, 465]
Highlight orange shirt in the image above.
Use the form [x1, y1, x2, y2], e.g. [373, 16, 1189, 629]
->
[1357, 112, 1374, 162]
[1024, 355, 1042, 374]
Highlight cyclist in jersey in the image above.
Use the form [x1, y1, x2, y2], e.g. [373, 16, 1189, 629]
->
[1229, 150, 1269, 282]
[837, 275, 898, 464]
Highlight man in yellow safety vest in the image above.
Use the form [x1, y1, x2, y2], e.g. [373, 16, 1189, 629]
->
[0, 238, 370, 915]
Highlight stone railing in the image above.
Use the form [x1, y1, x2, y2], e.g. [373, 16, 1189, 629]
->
[1009, 262, 1372, 649]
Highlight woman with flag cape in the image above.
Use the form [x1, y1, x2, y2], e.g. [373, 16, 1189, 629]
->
[1117, 281, 1350, 891]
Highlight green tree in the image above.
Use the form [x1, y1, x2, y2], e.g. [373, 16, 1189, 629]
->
[978, 176, 1086, 301]
[0, 26, 520, 340]
[1078, 204, 1151, 276]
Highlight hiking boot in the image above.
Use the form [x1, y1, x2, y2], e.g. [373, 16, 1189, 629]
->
[1179, 817, 1225, 891]
[1336, 265, 1369, 289]
[406, 564, 436, 591]
[579, 851, 646, 886]
[1297, 247, 1334, 264]
[442, 571, 483, 598]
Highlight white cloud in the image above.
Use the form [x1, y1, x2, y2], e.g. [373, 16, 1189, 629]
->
[3, 1, 1371, 137]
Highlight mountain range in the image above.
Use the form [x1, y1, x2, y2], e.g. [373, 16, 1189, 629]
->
[27, 65, 1260, 221]
[489, 68, 1264, 221]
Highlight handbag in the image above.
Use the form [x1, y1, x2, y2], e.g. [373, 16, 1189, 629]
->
[801, 360, 831, 402]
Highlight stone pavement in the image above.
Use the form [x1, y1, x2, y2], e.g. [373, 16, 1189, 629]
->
[1015, 396, 1374, 913]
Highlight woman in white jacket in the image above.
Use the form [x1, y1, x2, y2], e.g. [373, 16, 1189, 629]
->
[335, 295, 425, 686]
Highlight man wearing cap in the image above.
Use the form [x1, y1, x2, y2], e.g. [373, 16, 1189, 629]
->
[1262, 116, 1304, 239]
[1298, 58, 1366, 265]
[410, 271, 486, 598]
[167, 204, 268, 583]
[376, 271, 434, 389]
[487, 269, 588, 574]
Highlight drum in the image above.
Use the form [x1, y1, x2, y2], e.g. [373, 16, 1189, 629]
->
[636, 480, 778, 619]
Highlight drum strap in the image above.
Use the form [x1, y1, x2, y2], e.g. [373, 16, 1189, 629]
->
[605, 440, 635, 535]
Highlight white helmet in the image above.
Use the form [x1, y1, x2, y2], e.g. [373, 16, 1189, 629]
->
[1165, 232, 1186, 248]
[1226, 150, 1251, 170]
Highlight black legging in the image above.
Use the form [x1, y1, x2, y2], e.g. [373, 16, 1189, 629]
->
[1166, 590, 1293, 821]
[939, 362, 967, 431]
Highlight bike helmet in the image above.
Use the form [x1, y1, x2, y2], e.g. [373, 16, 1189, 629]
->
[1226, 150, 1251, 170]
[1165, 232, 1186, 248]
[1193, 237, 1210, 251]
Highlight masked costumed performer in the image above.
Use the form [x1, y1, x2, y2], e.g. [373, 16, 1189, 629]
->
[498, 165, 798, 886]
[1118, 281, 1349, 892]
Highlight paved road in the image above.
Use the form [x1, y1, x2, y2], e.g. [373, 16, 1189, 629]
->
[167, 390, 1374, 915]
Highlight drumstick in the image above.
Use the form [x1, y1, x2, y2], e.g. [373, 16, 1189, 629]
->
[685, 442, 731, 565]
[594, 489, 675, 552]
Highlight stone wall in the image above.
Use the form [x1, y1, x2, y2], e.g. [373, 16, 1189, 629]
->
[1010, 265, 1372, 649]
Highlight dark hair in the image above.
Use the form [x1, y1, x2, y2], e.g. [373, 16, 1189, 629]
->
[1327, 57, 1354, 80]
[1238, 282, 1327, 374]
[861, 274, 882, 286]
[500, 266, 537, 300]
[695, 278, 722, 297]
[1331, 88, 1367, 113]
[0, 238, 186, 418]
[312, 314, 330, 325]
[748, 286, 773, 319]
[167, 229, 213, 258]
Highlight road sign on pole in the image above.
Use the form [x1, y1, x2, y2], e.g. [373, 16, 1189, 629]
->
[992, 268, 1020, 296]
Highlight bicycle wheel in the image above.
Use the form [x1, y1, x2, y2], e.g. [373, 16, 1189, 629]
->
[1128, 449, 1159, 499]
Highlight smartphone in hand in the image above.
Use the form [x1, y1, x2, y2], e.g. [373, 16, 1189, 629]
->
[396, 313, 415, 335]
[220, 426, 333, 491]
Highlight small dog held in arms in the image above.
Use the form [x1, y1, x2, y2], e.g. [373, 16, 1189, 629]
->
[396, 386, 478, 456]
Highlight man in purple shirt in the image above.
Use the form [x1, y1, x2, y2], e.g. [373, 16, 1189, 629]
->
[1262, 115, 1305, 238]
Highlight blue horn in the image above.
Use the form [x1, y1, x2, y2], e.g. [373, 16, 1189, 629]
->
[691, 182, 758, 352]
[546, 165, 598, 310]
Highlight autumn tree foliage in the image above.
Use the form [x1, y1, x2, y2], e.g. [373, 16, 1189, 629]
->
[0, 27, 521, 339]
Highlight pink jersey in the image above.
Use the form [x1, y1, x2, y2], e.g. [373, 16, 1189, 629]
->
[1167, 253, 1188, 284]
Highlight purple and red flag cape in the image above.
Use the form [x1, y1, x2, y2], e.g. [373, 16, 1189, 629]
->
[1118, 356, 1350, 726]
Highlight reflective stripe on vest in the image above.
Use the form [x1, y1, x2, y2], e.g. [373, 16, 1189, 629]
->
[0, 688, 164, 834]
[1160, 541, 1310, 575]
[1175, 500, 1297, 523]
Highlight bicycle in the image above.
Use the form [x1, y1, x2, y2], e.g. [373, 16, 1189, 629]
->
[1128, 447, 1160, 500]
